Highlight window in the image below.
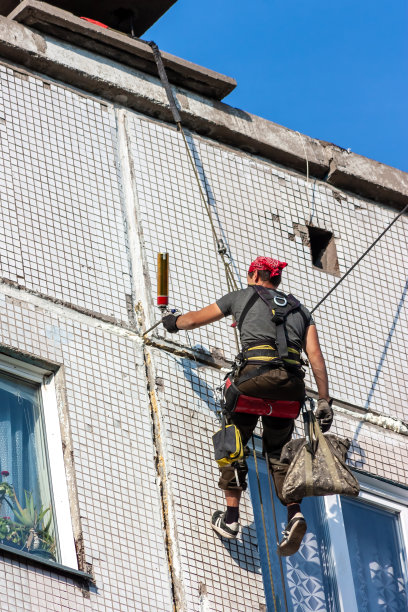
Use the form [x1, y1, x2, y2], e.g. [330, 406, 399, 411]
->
[248, 456, 408, 611]
[307, 226, 339, 275]
[0, 354, 77, 568]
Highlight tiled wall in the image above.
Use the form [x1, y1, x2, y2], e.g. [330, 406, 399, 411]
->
[0, 54, 407, 611]
[0, 288, 173, 611]
[0, 64, 131, 324]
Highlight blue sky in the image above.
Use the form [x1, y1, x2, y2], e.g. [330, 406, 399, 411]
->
[144, 0, 408, 172]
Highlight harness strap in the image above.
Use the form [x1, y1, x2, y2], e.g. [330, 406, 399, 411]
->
[244, 344, 301, 365]
[275, 321, 288, 359]
[237, 290, 260, 332]
[253, 286, 301, 359]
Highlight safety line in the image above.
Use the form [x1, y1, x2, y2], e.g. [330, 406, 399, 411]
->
[147, 41, 240, 322]
[149, 41, 286, 608]
[296, 131, 313, 224]
[252, 436, 278, 612]
[265, 451, 289, 612]
[312, 203, 408, 313]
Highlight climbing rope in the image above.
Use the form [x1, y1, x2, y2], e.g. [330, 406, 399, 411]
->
[251, 436, 278, 612]
[147, 42, 240, 309]
[265, 451, 289, 612]
[148, 40, 282, 605]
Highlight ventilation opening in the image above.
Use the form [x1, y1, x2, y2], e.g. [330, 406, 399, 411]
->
[307, 226, 340, 275]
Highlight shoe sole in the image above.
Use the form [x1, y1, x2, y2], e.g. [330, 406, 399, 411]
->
[211, 522, 238, 539]
[277, 519, 307, 556]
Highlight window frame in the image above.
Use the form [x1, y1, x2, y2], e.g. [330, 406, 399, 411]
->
[0, 353, 78, 569]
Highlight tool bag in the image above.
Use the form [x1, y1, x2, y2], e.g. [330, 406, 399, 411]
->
[212, 414, 244, 467]
[281, 400, 360, 503]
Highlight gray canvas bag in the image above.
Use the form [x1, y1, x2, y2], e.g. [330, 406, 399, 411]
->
[281, 402, 360, 503]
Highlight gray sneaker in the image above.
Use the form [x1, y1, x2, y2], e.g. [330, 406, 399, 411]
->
[211, 511, 239, 539]
[277, 512, 307, 556]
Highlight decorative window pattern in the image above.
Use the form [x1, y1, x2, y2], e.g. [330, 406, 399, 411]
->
[0, 355, 77, 568]
[248, 456, 408, 611]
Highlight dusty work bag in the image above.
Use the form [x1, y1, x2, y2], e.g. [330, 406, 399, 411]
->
[212, 415, 244, 467]
[281, 402, 360, 503]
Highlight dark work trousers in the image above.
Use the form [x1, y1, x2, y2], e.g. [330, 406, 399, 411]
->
[218, 365, 305, 505]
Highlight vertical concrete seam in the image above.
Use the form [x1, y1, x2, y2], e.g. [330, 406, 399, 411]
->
[115, 106, 154, 330]
[115, 106, 186, 610]
[144, 346, 187, 611]
[54, 367, 90, 576]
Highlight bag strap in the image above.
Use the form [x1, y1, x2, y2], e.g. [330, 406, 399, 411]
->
[302, 398, 319, 455]
[220, 411, 227, 446]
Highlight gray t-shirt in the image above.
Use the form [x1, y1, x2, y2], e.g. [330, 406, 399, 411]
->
[216, 286, 314, 350]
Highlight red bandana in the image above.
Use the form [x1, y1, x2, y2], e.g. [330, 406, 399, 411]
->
[248, 256, 287, 278]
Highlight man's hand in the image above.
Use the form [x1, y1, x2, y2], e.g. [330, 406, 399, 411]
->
[315, 399, 333, 433]
[162, 314, 180, 333]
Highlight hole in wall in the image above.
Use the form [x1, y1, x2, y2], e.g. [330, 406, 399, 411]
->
[307, 226, 340, 275]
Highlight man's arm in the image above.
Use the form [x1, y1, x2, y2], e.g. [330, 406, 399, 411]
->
[167, 303, 225, 331]
[304, 325, 330, 401]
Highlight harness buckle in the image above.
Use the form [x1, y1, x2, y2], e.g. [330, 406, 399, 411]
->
[273, 295, 288, 307]
[272, 314, 285, 324]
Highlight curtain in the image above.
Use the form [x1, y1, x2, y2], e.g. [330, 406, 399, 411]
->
[0, 372, 52, 524]
[342, 497, 407, 612]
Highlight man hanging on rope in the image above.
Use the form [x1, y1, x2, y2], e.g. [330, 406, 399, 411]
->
[162, 256, 333, 556]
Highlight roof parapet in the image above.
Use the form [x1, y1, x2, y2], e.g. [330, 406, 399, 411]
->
[2, 0, 178, 37]
[8, 0, 237, 101]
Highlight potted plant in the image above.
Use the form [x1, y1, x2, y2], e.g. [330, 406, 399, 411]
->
[0, 471, 56, 560]
[12, 490, 56, 560]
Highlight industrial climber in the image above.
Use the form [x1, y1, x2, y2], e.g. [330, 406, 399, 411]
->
[162, 256, 333, 556]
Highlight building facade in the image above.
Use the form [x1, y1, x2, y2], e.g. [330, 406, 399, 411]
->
[0, 3, 407, 610]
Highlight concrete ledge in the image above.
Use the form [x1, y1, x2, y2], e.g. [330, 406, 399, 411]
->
[2, 0, 177, 37]
[0, 14, 407, 209]
[8, 0, 237, 100]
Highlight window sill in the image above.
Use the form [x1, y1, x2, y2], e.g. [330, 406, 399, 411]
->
[0, 542, 93, 585]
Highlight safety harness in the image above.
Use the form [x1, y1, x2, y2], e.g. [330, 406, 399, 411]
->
[219, 285, 306, 419]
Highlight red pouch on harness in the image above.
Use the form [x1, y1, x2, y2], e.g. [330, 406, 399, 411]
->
[222, 376, 300, 419]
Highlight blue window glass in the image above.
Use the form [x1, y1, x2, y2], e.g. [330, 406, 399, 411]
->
[248, 456, 337, 611]
[0, 371, 58, 561]
[342, 497, 408, 612]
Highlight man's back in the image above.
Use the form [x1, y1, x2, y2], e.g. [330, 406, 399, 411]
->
[216, 286, 314, 350]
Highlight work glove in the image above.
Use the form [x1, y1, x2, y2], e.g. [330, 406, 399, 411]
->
[162, 313, 180, 333]
[315, 399, 333, 433]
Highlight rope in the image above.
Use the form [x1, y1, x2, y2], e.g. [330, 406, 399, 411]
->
[296, 131, 313, 224]
[312, 203, 408, 314]
[252, 436, 278, 612]
[147, 40, 240, 354]
[149, 41, 282, 608]
[265, 451, 289, 612]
